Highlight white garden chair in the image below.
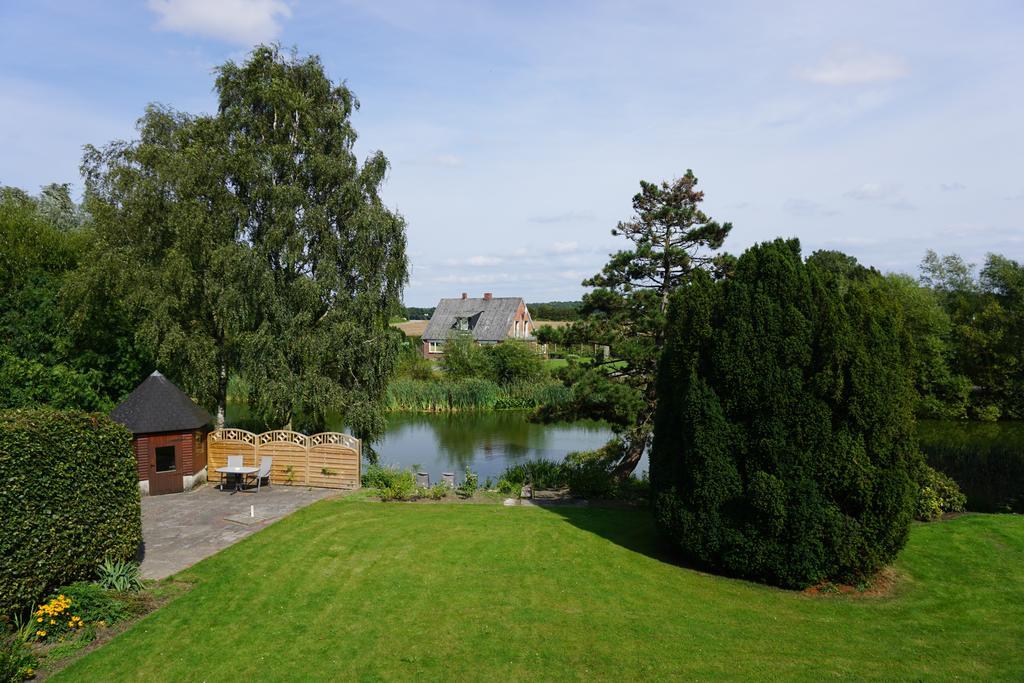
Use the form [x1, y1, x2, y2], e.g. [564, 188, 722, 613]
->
[220, 455, 243, 490]
[246, 456, 273, 492]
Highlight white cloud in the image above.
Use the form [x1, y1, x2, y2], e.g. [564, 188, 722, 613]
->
[148, 0, 291, 45]
[557, 270, 588, 281]
[798, 48, 909, 86]
[549, 241, 580, 254]
[443, 255, 504, 267]
[940, 182, 966, 192]
[845, 183, 899, 201]
[784, 198, 838, 217]
[467, 255, 502, 266]
[529, 210, 596, 224]
[845, 183, 916, 210]
[434, 154, 463, 168]
[432, 273, 517, 284]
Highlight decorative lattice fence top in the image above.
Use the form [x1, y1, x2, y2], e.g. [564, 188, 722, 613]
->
[210, 429, 358, 450]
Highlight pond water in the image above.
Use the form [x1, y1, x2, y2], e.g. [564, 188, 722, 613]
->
[225, 406, 620, 482]
[370, 412, 620, 482]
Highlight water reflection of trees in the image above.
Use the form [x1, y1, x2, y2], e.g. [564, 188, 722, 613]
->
[379, 411, 611, 471]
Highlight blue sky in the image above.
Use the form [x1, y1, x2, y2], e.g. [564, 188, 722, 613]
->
[2, 1, 1022, 305]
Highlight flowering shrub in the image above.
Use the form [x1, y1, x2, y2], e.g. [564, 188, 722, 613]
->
[915, 464, 967, 521]
[29, 583, 126, 644]
[31, 594, 82, 642]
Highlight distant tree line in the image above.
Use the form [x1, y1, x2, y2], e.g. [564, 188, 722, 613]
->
[400, 301, 582, 321]
[527, 301, 582, 320]
[402, 307, 435, 320]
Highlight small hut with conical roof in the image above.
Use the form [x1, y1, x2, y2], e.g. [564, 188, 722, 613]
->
[110, 371, 213, 495]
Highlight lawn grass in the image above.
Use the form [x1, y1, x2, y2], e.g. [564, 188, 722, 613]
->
[56, 502, 1024, 681]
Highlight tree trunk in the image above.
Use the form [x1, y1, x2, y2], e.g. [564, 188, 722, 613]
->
[612, 388, 658, 480]
[216, 361, 227, 429]
[613, 431, 648, 480]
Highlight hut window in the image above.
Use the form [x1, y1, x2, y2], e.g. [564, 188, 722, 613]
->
[155, 446, 176, 472]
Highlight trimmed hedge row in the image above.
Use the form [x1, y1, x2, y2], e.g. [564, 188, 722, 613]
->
[0, 409, 141, 616]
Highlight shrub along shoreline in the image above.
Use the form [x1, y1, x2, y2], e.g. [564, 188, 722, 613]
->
[389, 335, 570, 412]
[385, 377, 570, 412]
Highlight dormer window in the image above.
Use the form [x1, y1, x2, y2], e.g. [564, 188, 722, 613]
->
[456, 316, 470, 331]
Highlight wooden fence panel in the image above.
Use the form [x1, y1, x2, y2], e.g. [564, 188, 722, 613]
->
[206, 428, 361, 491]
[208, 429, 258, 488]
[257, 432, 308, 486]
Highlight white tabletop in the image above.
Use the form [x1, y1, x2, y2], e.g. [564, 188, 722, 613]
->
[216, 466, 259, 474]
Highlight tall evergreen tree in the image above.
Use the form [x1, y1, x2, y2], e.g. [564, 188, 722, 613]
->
[539, 171, 732, 477]
[651, 239, 919, 588]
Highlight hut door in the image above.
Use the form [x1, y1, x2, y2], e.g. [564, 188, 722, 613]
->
[150, 436, 184, 495]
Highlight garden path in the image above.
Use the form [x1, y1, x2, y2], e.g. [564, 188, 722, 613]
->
[139, 484, 338, 579]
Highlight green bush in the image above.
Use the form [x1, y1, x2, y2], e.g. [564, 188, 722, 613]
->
[496, 477, 522, 497]
[0, 628, 36, 683]
[497, 450, 647, 501]
[456, 468, 479, 498]
[48, 582, 127, 626]
[362, 464, 417, 501]
[362, 462, 396, 489]
[96, 558, 144, 592]
[425, 483, 448, 500]
[914, 464, 967, 521]
[0, 409, 141, 616]
[651, 241, 920, 589]
[500, 459, 569, 490]
[483, 341, 545, 386]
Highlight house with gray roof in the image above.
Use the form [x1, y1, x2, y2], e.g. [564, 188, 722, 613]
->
[421, 292, 536, 357]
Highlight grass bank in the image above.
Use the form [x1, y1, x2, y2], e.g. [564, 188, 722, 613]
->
[57, 502, 1024, 681]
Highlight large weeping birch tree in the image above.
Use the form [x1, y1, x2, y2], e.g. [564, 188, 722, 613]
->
[76, 45, 408, 439]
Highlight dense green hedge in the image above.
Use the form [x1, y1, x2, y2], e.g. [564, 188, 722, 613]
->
[651, 240, 920, 589]
[0, 409, 141, 615]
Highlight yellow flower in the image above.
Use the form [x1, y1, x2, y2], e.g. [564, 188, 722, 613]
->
[36, 630, 46, 637]
[37, 617, 43, 622]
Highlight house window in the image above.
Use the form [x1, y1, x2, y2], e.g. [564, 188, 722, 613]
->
[428, 341, 443, 354]
[515, 321, 520, 338]
[523, 320, 530, 337]
[155, 445, 176, 473]
[456, 317, 469, 331]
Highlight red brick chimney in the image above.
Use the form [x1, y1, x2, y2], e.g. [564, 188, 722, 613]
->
[483, 292, 492, 300]
[461, 292, 468, 299]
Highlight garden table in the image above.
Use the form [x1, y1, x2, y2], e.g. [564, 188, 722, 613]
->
[216, 466, 259, 493]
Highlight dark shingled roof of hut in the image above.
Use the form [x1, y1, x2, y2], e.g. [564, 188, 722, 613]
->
[110, 371, 213, 435]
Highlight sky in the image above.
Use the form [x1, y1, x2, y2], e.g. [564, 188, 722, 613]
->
[1, 1, 1022, 306]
